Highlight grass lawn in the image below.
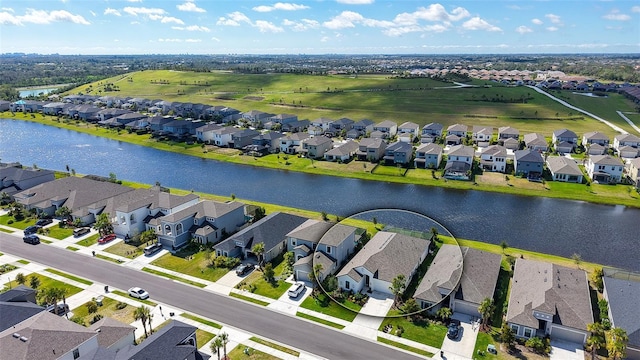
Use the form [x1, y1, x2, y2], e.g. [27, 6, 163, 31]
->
[95, 253, 123, 264]
[76, 233, 100, 247]
[228, 345, 279, 360]
[44, 226, 74, 240]
[238, 271, 289, 299]
[45, 268, 93, 285]
[111, 290, 157, 307]
[249, 337, 300, 357]
[104, 241, 144, 259]
[377, 337, 435, 358]
[473, 329, 549, 360]
[195, 329, 215, 349]
[300, 293, 358, 322]
[142, 267, 206, 288]
[151, 248, 230, 282]
[66, 246, 80, 251]
[0, 227, 13, 233]
[379, 310, 447, 349]
[229, 292, 269, 306]
[3, 274, 82, 303]
[474, 331, 499, 360]
[0, 214, 35, 229]
[295, 312, 345, 330]
[180, 313, 222, 329]
[71, 297, 136, 327]
[17, 259, 29, 264]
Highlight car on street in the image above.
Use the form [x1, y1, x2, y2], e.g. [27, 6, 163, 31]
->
[23, 234, 40, 245]
[128, 287, 149, 300]
[447, 319, 461, 340]
[24, 225, 40, 235]
[36, 218, 53, 227]
[98, 233, 116, 244]
[73, 227, 90, 237]
[287, 282, 306, 298]
[235, 264, 253, 276]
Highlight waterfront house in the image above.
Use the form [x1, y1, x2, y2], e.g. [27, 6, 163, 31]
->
[582, 131, 610, 147]
[506, 259, 593, 344]
[628, 158, 640, 188]
[421, 122, 443, 143]
[148, 115, 172, 133]
[514, 149, 544, 179]
[546, 156, 583, 183]
[383, 141, 413, 165]
[302, 135, 333, 159]
[279, 132, 310, 154]
[42, 102, 68, 116]
[337, 231, 430, 295]
[252, 131, 285, 153]
[231, 129, 260, 149]
[196, 123, 223, 143]
[0, 100, 10, 112]
[0, 163, 55, 199]
[212, 126, 242, 147]
[414, 143, 443, 169]
[414, 245, 501, 317]
[523, 133, 549, 152]
[602, 275, 640, 359]
[498, 126, 519, 141]
[587, 155, 624, 183]
[444, 145, 474, 180]
[447, 123, 468, 138]
[324, 140, 359, 162]
[373, 120, 398, 137]
[479, 145, 507, 173]
[356, 138, 386, 162]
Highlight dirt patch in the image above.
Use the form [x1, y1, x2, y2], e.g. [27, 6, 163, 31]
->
[244, 96, 264, 101]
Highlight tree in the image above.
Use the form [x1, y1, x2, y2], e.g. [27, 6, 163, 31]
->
[86, 300, 98, 315]
[218, 332, 230, 359]
[591, 267, 604, 292]
[400, 298, 420, 316]
[389, 274, 406, 306]
[572, 253, 582, 269]
[478, 297, 495, 330]
[108, 172, 118, 183]
[55, 206, 72, 221]
[525, 336, 546, 353]
[436, 307, 452, 322]
[500, 322, 515, 349]
[606, 327, 628, 360]
[15, 272, 25, 285]
[262, 262, 275, 283]
[308, 263, 324, 295]
[134, 305, 151, 338]
[139, 229, 157, 244]
[251, 242, 265, 270]
[283, 251, 295, 275]
[147, 312, 154, 335]
[94, 212, 113, 236]
[253, 207, 266, 222]
[29, 275, 40, 289]
[586, 322, 605, 360]
[210, 336, 223, 360]
[430, 227, 439, 241]
[500, 240, 508, 254]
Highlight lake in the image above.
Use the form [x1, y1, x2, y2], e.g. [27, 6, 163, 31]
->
[18, 88, 59, 98]
[1, 119, 638, 271]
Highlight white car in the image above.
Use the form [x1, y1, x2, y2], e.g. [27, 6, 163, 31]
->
[287, 282, 305, 298]
[128, 287, 150, 300]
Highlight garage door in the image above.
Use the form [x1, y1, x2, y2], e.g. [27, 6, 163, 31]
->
[453, 300, 480, 317]
[296, 270, 310, 282]
[550, 326, 586, 344]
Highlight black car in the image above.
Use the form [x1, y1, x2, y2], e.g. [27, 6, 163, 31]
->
[447, 319, 461, 340]
[46, 303, 70, 315]
[36, 218, 53, 227]
[23, 234, 40, 245]
[235, 264, 253, 276]
[24, 225, 41, 235]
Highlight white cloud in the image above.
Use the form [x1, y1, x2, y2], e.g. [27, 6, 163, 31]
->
[255, 20, 284, 33]
[158, 38, 183, 42]
[177, 1, 206, 13]
[123, 7, 166, 17]
[161, 16, 184, 25]
[1, 7, 14, 12]
[283, 18, 319, 31]
[462, 17, 501, 31]
[336, 0, 374, 4]
[531, 18, 543, 25]
[632, 6, 640, 13]
[90, 11, 96, 17]
[515, 25, 532, 34]
[546, 26, 559, 31]
[603, 10, 631, 21]
[172, 25, 210, 32]
[217, 11, 251, 26]
[320, 36, 329, 42]
[545, 13, 562, 24]
[104, 8, 121, 16]
[185, 38, 201, 42]
[323, 11, 364, 29]
[253, 3, 309, 12]
[393, 4, 470, 25]
[211, 37, 221, 42]
[0, 8, 91, 25]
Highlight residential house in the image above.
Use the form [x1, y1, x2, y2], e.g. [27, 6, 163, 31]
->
[42, 102, 69, 116]
[337, 232, 430, 295]
[221, 113, 243, 125]
[0, 163, 55, 199]
[205, 106, 240, 120]
[252, 131, 285, 153]
[398, 122, 420, 143]
[270, 113, 298, 125]
[373, 120, 398, 137]
[587, 155, 624, 183]
[586, 143, 607, 156]
[0, 100, 10, 112]
[383, 141, 413, 166]
[351, 119, 375, 137]
[582, 131, 610, 147]
[310, 118, 334, 132]
[70, 104, 101, 121]
[163, 119, 201, 137]
[231, 129, 260, 149]
[302, 136, 333, 159]
[445, 134, 462, 146]
[498, 126, 519, 141]
[213, 212, 308, 262]
[369, 130, 387, 139]
[628, 158, 640, 188]
[148, 116, 173, 133]
[444, 145, 474, 180]
[503, 137, 520, 151]
[103, 189, 199, 239]
[195, 123, 223, 143]
[506, 259, 593, 344]
[88, 317, 136, 354]
[414, 143, 443, 169]
[155, 200, 246, 250]
[447, 124, 468, 138]
[618, 145, 639, 159]
[110, 112, 147, 128]
[613, 134, 640, 155]
[602, 275, 640, 359]
[421, 122, 444, 143]
[324, 140, 359, 162]
[472, 126, 494, 144]
[0, 285, 44, 333]
[279, 132, 310, 154]
[546, 156, 583, 183]
[414, 245, 501, 317]
[514, 149, 544, 179]
[11, 100, 44, 113]
[356, 138, 386, 162]
[523, 133, 549, 152]
[242, 110, 274, 126]
[287, 221, 359, 282]
[327, 118, 354, 137]
[552, 129, 578, 153]
[479, 145, 507, 173]
[281, 119, 309, 133]
[212, 126, 242, 147]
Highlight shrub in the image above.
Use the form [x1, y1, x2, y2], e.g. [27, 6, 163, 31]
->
[7, 219, 13, 224]
[90, 314, 103, 324]
[525, 336, 548, 354]
[70, 316, 85, 326]
[116, 302, 127, 310]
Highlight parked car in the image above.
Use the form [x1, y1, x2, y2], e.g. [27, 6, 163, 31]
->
[143, 242, 163, 255]
[235, 264, 253, 276]
[447, 319, 461, 340]
[128, 287, 149, 300]
[36, 218, 53, 227]
[73, 227, 90, 237]
[46, 303, 70, 315]
[24, 225, 40, 235]
[287, 282, 306, 298]
[98, 233, 117, 244]
[23, 234, 40, 245]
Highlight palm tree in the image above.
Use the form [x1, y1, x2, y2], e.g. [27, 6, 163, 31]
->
[210, 336, 223, 360]
[147, 312, 154, 335]
[94, 213, 113, 236]
[251, 242, 265, 270]
[55, 206, 72, 222]
[586, 322, 605, 360]
[606, 327, 629, 360]
[134, 305, 150, 338]
[29, 275, 40, 289]
[15, 272, 25, 285]
[499, 240, 508, 254]
[389, 274, 406, 307]
[478, 297, 495, 330]
[218, 332, 229, 359]
[430, 227, 439, 241]
[436, 307, 452, 322]
[307, 263, 324, 296]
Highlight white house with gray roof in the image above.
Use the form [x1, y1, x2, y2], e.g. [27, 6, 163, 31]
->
[302, 136, 333, 159]
[506, 259, 593, 344]
[582, 131, 610, 147]
[324, 140, 359, 162]
[421, 122, 443, 144]
[523, 133, 549, 152]
[414, 245, 501, 317]
[587, 155, 624, 183]
[480, 145, 507, 173]
[337, 231, 430, 295]
[603, 275, 640, 359]
[279, 132, 310, 154]
[614, 133, 640, 154]
[546, 156, 583, 183]
[373, 120, 398, 137]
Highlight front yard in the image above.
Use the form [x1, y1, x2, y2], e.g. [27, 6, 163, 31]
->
[3, 273, 83, 301]
[75, 233, 100, 247]
[70, 297, 136, 326]
[300, 293, 358, 322]
[151, 246, 229, 282]
[378, 310, 447, 349]
[0, 214, 35, 229]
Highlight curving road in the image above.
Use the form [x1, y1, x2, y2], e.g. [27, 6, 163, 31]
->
[0, 233, 420, 360]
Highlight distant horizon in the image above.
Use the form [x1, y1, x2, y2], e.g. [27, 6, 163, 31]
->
[2, 52, 640, 57]
[1, 0, 638, 55]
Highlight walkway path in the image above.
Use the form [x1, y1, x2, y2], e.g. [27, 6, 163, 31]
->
[527, 85, 628, 134]
[616, 111, 640, 135]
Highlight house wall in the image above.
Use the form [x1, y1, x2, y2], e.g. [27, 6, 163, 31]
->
[113, 207, 148, 238]
[508, 322, 539, 340]
[16, 172, 56, 190]
[263, 240, 287, 263]
[515, 160, 542, 175]
[108, 331, 135, 352]
[338, 274, 365, 293]
[58, 336, 99, 360]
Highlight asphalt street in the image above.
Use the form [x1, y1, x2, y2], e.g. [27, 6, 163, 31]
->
[0, 233, 421, 360]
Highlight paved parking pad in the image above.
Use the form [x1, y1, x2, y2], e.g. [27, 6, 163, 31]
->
[550, 340, 585, 360]
[440, 313, 478, 359]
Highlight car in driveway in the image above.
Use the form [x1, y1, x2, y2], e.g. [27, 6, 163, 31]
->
[23, 234, 40, 245]
[447, 319, 461, 340]
[98, 233, 117, 244]
[73, 227, 90, 237]
[46, 303, 70, 315]
[235, 264, 253, 276]
[24, 225, 40, 235]
[128, 287, 149, 300]
[287, 282, 306, 298]
[36, 218, 53, 227]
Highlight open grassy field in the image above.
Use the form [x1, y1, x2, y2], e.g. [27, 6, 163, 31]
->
[66, 70, 633, 137]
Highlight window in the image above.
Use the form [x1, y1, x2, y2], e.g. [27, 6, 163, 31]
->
[120, 215, 126, 225]
[524, 328, 532, 338]
[345, 281, 350, 289]
[130, 214, 136, 224]
[292, 239, 296, 246]
[326, 246, 332, 254]
[511, 324, 519, 334]
[73, 349, 80, 359]
[164, 224, 172, 235]
[176, 223, 183, 235]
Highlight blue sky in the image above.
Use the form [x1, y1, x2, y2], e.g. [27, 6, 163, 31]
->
[1, 0, 639, 54]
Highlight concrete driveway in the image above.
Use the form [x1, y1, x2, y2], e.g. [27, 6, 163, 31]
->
[216, 264, 256, 287]
[439, 313, 479, 359]
[550, 340, 585, 360]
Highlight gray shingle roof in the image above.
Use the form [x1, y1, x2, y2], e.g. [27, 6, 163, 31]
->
[102, 189, 198, 217]
[546, 156, 582, 176]
[375, 120, 397, 129]
[603, 276, 640, 349]
[286, 220, 334, 243]
[515, 149, 544, 162]
[320, 224, 358, 246]
[325, 141, 359, 157]
[159, 200, 243, 224]
[506, 259, 593, 331]
[582, 131, 609, 141]
[498, 126, 519, 136]
[481, 145, 507, 157]
[447, 144, 474, 157]
[89, 317, 135, 349]
[416, 143, 443, 155]
[553, 128, 577, 139]
[116, 320, 209, 360]
[590, 155, 623, 166]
